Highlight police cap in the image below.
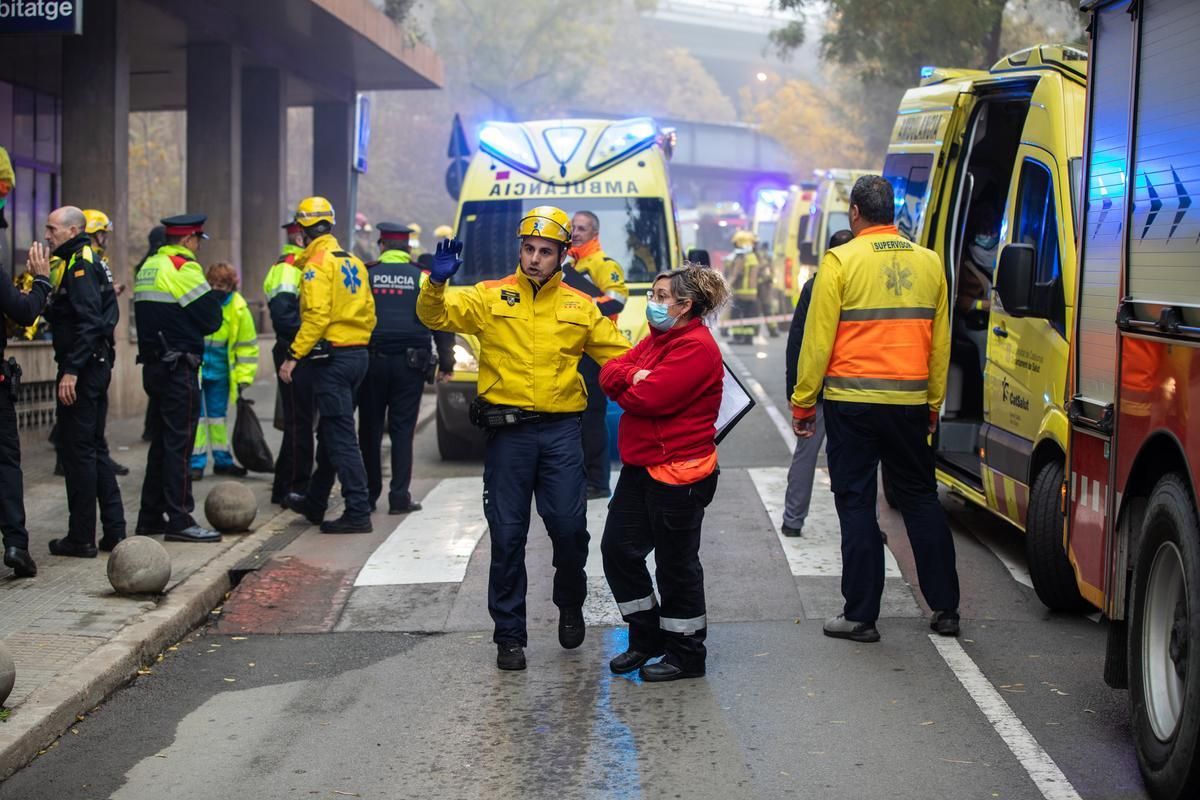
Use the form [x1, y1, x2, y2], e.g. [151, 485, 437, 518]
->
[161, 213, 209, 239]
[282, 220, 302, 235]
[376, 222, 413, 244]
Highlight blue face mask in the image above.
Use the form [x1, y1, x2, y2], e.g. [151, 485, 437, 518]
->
[646, 300, 679, 332]
[974, 233, 999, 251]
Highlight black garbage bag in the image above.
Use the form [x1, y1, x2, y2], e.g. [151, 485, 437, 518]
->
[233, 396, 275, 473]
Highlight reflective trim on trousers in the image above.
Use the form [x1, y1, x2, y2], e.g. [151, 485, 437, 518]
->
[660, 614, 706, 634]
[618, 593, 658, 616]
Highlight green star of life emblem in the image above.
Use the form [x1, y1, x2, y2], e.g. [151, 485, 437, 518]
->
[884, 257, 913, 296]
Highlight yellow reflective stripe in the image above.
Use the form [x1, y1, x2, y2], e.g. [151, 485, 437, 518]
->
[824, 376, 929, 392]
[235, 356, 258, 364]
[266, 283, 298, 299]
[178, 283, 211, 306]
[839, 307, 936, 322]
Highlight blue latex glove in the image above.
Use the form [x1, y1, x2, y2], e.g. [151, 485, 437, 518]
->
[430, 238, 464, 284]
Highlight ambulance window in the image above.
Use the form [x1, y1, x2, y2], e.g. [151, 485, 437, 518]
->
[1014, 158, 1065, 328]
[883, 153, 934, 243]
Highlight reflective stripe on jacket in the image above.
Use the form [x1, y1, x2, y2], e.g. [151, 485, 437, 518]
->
[791, 225, 949, 410]
[290, 234, 376, 359]
[416, 267, 631, 413]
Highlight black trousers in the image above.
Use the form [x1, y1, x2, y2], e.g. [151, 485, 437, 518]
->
[357, 351, 426, 510]
[59, 359, 125, 545]
[138, 360, 201, 533]
[824, 400, 960, 623]
[602, 465, 718, 672]
[271, 341, 314, 501]
[484, 416, 589, 646]
[0, 384, 30, 550]
[578, 355, 610, 493]
[306, 349, 371, 520]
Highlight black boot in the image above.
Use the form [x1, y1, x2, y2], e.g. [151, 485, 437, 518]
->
[48, 538, 98, 558]
[558, 605, 585, 649]
[496, 642, 526, 671]
[214, 463, 248, 477]
[3, 546, 37, 577]
[319, 516, 373, 534]
[641, 659, 705, 682]
[609, 649, 662, 675]
[282, 493, 324, 525]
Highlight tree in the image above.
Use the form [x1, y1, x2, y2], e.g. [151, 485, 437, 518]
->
[578, 40, 737, 123]
[741, 76, 869, 174]
[771, 0, 1085, 83]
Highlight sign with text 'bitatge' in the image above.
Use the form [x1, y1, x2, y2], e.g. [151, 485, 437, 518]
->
[0, 0, 83, 35]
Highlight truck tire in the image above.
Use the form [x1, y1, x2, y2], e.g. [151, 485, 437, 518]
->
[1129, 473, 1200, 800]
[1026, 460, 1092, 612]
[436, 413, 479, 461]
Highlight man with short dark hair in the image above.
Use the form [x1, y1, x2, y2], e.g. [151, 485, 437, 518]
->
[791, 175, 960, 643]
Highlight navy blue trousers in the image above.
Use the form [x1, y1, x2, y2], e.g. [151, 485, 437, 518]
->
[306, 349, 371, 520]
[824, 400, 960, 623]
[357, 352, 426, 510]
[483, 416, 589, 646]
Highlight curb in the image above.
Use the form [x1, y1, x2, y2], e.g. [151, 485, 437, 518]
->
[0, 506, 296, 778]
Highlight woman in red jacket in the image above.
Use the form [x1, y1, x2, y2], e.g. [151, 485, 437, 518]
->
[599, 263, 730, 682]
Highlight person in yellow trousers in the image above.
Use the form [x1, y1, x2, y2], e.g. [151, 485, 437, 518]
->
[417, 205, 631, 671]
[278, 196, 377, 534]
[191, 262, 259, 479]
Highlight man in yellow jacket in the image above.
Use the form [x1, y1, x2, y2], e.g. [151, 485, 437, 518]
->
[791, 175, 960, 644]
[191, 262, 258, 479]
[278, 197, 377, 534]
[417, 206, 630, 671]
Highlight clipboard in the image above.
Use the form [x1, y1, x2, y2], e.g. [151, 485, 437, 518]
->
[715, 361, 755, 444]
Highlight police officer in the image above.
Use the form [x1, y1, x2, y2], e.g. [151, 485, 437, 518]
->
[82, 209, 130, 476]
[417, 206, 631, 671]
[265, 220, 314, 505]
[278, 197, 376, 534]
[792, 175, 960, 642]
[40, 206, 125, 558]
[0, 241, 52, 577]
[358, 223, 452, 515]
[564, 210, 628, 501]
[133, 213, 223, 543]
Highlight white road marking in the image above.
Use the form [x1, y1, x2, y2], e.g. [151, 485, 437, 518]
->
[718, 341, 795, 455]
[749, 466, 902, 577]
[931, 636, 1084, 800]
[354, 477, 488, 586]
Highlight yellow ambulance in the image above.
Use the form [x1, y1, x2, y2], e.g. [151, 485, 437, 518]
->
[436, 116, 682, 459]
[770, 183, 816, 306]
[882, 44, 1088, 609]
[799, 169, 875, 282]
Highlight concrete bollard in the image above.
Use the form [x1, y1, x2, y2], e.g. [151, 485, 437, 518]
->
[0, 641, 14, 707]
[204, 481, 258, 533]
[107, 537, 172, 595]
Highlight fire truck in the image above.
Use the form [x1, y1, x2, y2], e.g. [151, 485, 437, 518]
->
[1066, 1, 1200, 796]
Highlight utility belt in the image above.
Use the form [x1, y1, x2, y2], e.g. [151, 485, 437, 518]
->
[136, 332, 201, 371]
[307, 340, 367, 365]
[0, 357, 22, 401]
[469, 397, 580, 430]
[373, 346, 437, 383]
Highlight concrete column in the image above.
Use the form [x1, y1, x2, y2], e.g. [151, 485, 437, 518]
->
[61, 0, 134, 412]
[186, 42, 242, 267]
[240, 67, 287, 313]
[312, 99, 354, 244]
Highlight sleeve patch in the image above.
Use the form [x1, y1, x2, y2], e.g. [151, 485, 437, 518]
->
[73, 269, 85, 277]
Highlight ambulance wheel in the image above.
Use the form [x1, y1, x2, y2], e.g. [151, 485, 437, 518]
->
[437, 414, 478, 461]
[1026, 460, 1091, 612]
[1129, 473, 1200, 800]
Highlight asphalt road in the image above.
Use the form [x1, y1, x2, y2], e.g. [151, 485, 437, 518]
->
[0, 331, 1151, 800]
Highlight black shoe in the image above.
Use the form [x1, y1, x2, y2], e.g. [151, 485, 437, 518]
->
[98, 535, 125, 552]
[107, 459, 130, 476]
[586, 486, 611, 500]
[164, 525, 221, 543]
[134, 526, 165, 537]
[781, 524, 803, 538]
[4, 546, 37, 577]
[823, 614, 881, 643]
[496, 642, 526, 671]
[320, 516, 373, 534]
[641, 660, 705, 682]
[48, 538, 98, 558]
[558, 605, 585, 649]
[931, 610, 961, 637]
[213, 463, 248, 477]
[388, 502, 422, 515]
[282, 493, 324, 525]
[610, 649, 662, 675]
[190, 468, 204, 481]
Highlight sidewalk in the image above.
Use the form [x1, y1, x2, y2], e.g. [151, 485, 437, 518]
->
[0, 378, 436, 778]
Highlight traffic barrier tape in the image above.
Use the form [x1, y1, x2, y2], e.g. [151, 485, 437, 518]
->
[719, 313, 794, 327]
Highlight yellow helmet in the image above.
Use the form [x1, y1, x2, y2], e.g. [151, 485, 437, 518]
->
[408, 223, 422, 236]
[83, 209, 112, 234]
[732, 229, 757, 248]
[295, 196, 335, 228]
[434, 224, 454, 240]
[517, 206, 571, 244]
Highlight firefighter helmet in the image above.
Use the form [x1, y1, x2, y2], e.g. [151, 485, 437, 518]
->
[83, 209, 113, 234]
[731, 229, 757, 248]
[517, 206, 571, 244]
[434, 224, 454, 240]
[295, 196, 335, 228]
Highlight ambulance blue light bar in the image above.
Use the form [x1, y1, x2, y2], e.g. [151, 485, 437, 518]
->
[478, 123, 540, 174]
[587, 117, 658, 171]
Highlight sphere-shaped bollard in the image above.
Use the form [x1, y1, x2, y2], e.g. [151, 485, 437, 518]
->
[204, 481, 258, 533]
[0, 642, 15, 707]
[107, 537, 172, 595]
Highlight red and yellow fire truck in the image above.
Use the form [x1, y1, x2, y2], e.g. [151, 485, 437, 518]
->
[1066, 2, 1200, 796]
